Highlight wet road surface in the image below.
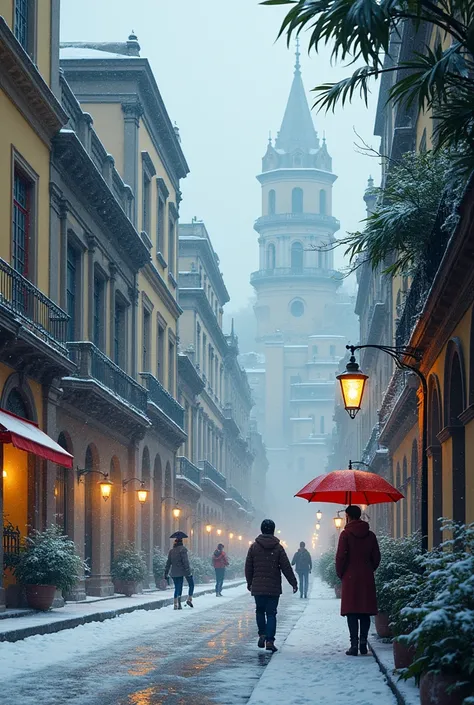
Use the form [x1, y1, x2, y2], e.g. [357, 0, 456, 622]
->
[3, 588, 308, 705]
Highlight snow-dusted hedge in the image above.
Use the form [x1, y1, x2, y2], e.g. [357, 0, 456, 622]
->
[111, 544, 147, 583]
[375, 532, 423, 616]
[317, 548, 340, 588]
[14, 525, 86, 592]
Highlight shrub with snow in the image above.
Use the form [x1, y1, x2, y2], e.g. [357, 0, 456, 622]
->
[375, 533, 421, 616]
[111, 544, 147, 583]
[14, 525, 86, 592]
[317, 548, 340, 588]
[152, 547, 168, 579]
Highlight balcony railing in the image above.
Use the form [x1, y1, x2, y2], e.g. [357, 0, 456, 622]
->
[199, 460, 227, 492]
[250, 267, 342, 285]
[176, 456, 202, 488]
[228, 485, 249, 511]
[140, 372, 184, 429]
[67, 342, 148, 413]
[0, 257, 69, 351]
[178, 271, 202, 289]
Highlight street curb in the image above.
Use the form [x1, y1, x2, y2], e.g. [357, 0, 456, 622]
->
[369, 638, 408, 705]
[0, 581, 246, 644]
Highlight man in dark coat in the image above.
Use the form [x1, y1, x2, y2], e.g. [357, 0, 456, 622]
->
[335, 505, 381, 656]
[291, 541, 312, 599]
[245, 519, 298, 653]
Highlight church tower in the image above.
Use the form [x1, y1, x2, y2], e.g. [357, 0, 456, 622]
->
[249, 47, 346, 537]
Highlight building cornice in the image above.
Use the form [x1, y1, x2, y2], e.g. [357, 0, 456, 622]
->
[257, 167, 337, 186]
[0, 18, 68, 145]
[378, 383, 418, 448]
[179, 289, 228, 357]
[141, 260, 182, 320]
[179, 232, 230, 306]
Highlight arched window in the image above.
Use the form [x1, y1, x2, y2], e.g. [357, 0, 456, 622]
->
[428, 376, 443, 546]
[292, 187, 303, 213]
[319, 190, 327, 215]
[268, 189, 276, 215]
[266, 244, 276, 270]
[411, 440, 419, 535]
[6, 389, 29, 419]
[320, 416, 325, 434]
[444, 341, 466, 524]
[291, 241, 303, 271]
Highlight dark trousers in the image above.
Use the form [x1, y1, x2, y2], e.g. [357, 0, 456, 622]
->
[215, 567, 225, 594]
[172, 576, 184, 598]
[186, 575, 195, 597]
[297, 571, 309, 597]
[254, 595, 280, 641]
[347, 613, 371, 642]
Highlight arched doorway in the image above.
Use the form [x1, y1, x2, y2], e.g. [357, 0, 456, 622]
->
[444, 342, 466, 524]
[141, 447, 151, 579]
[153, 454, 163, 550]
[290, 242, 303, 272]
[110, 456, 122, 565]
[428, 375, 443, 545]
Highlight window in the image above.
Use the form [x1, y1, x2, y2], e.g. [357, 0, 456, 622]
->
[320, 416, 325, 434]
[66, 245, 78, 341]
[142, 172, 151, 235]
[114, 299, 126, 368]
[168, 216, 176, 276]
[157, 323, 165, 382]
[312, 345, 318, 357]
[168, 338, 175, 394]
[266, 244, 276, 270]
[142, 308, 151, 372]
[319, 189, 327, 215]
[268, 189, 276, 215]
[196, 323, 201, 366]
[157, 196, 165, 255]
[14, 0, 34, 55]
[13, 170, 30, 278]
[93, 275, 105, 349]
[290, 242, 303, 271]
[202, 333, 207, 374]
[330, 344, 336, 357]
[290, 300, 304, 317]
[292, 187, 303, 213]
[6, 388, 29, 419]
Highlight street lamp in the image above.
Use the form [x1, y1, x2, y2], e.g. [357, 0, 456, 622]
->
[339, 343, 428, 551]
[229, 532, 234, 539]
[333, 510, 344, 530]
[122, 477, 149, 504]
[77, 467, 113, 502]
[217, 528, 222, 536]
[206, 524, 212, 534]
[316, 510, 322, 521]
[161, 496, 181, 519]
[316, 523, 321, 531]
[238, 535, 242, 541]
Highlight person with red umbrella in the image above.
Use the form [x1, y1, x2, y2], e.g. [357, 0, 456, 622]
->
[335, 505, 381, 656]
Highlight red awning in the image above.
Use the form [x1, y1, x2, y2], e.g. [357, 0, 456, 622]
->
[0, 408, 73, 468]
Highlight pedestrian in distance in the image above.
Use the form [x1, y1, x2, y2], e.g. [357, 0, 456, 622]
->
[165, 537, 195, 609]
[212, 543, 229, 596]
[335, 505, 381, 656]
[291, 541, 312, 599]
[245, 519, 298, 653]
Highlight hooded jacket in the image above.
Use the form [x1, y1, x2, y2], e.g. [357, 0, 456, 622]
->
[212, 548, 229, 569]
[165, 543, 191, 578]
[335, 519, 381, 616]
[291, 547, 312, 573]
[245, 534, 297, 596]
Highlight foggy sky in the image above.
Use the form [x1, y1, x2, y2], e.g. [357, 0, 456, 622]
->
[60, 0, 380, 313]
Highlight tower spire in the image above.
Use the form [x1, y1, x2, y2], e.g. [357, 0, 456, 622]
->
[295, 37, 301, 73]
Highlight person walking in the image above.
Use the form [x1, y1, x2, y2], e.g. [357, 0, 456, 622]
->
[245, 519, 298, 653]
[291, 541, 312, 599]
[164, 538, 194, 609]
[212, 543, 229, 596]
[335, 505, 381, 656]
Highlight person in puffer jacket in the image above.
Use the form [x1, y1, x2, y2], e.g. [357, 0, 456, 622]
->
[212, 543, 229, 596]
[245, 519, 298, 653]
[165, 538, 194, 610]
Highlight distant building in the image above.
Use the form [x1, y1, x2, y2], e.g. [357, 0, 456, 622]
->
[247, 49, 358, 535]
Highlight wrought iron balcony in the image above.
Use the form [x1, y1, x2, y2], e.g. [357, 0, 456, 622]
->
[227, 485, 250, 512]
[250, 267, 342, 286]
[176, 456, 202, 490]
[0, 257, 69, 352]
[198, 460, 227, 493]
[140, 373, 184, 430]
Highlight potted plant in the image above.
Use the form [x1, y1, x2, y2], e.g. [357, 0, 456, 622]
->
[400, 521, 474, 705]
[111, 544, 147, 597]
[14, 525, 85, 611]
[152, 547, 169, 590]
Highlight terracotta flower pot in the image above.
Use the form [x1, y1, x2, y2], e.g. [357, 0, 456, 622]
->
[393, 639, 416, 669]
[374, 612, 393, 638]
[114, 579, 138, 597]
[420, 672, 473, 705]
[155, 577, 168, 591]
[334, 584, 342, 598]
[25, 584, 56, 611]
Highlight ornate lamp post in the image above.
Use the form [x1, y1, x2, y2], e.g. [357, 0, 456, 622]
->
[77, 467, 113, 501]
[337, 344, 428, 551]
[122, 477, 149, 504]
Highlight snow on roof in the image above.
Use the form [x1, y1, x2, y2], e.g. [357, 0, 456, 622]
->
[60, 47, 132, 60]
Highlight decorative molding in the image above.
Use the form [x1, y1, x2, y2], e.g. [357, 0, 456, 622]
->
[140, 230, 153, 250]
[121, 100, 144, 123]
[157, 251, 167, 269]
[157, 177, 170, 200]
[437, 425, 464, 443]
[168, 202, 178, 221]
[459, 404, 474, 426]
[141, 150, 156, 178]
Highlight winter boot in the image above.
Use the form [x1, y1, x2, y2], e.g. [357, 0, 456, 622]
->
[177, 597, 182, 610]
[258, 635, 266, 649]
[359, 639, 368, 655]
[174, 598, 178, 610]
[346, 639, 359, 656]
[186, 596, 194, 608]
[266, 640, 278, 653]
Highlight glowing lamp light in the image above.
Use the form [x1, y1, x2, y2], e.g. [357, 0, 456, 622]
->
[2, 470, 7, 478]
[316, 510, 322, 521]
[337, 354, 368, 419]
[238, 535, 242, 541]
[137, 487, 149, 504]
[316, 523, 321, 531]
[172, 506, 181, 519]
[206, 524, 212, 533]
[217, 528, 222, 536]
[99, 478, 113, 502]
[333, 515, 343, 530]
[229, 532, 234, 539]
[248, 540, 252, 546]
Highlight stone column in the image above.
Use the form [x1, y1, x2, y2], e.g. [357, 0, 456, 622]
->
[121, 101, 143, 227]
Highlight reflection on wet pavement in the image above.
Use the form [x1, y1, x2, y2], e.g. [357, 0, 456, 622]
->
[1, 589, 307, 705]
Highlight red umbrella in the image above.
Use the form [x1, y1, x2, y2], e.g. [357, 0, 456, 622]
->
[295, 469, 404, 506]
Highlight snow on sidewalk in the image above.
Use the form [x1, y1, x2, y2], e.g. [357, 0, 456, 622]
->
[248, 578, 398, 705]
[0, 583, 248, 683]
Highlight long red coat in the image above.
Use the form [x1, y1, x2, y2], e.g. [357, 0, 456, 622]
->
[335, 519, 381, 616]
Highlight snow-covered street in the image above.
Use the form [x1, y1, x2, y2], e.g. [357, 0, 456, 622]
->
[0, 579, 400, 705]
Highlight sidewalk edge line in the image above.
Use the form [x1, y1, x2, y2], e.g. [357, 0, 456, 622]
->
[368, 638, 408, 705]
